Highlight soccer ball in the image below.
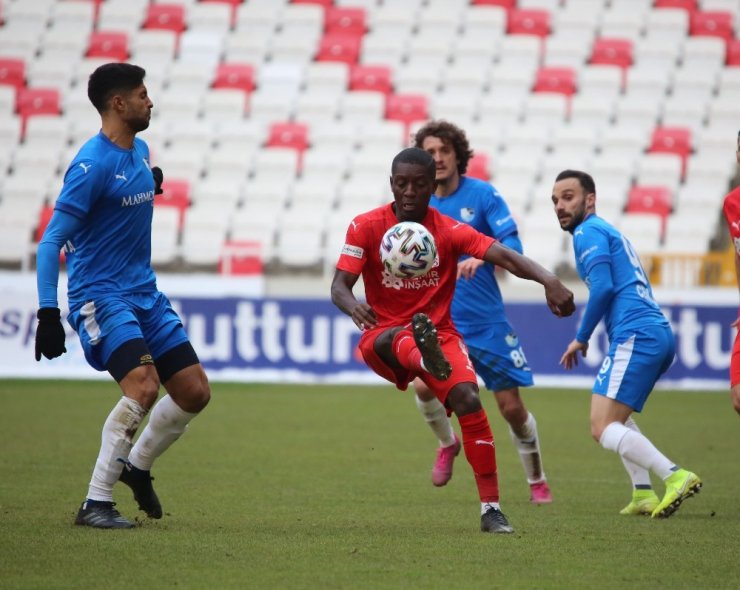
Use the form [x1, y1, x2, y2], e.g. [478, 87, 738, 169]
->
[379, 221, 437, 279]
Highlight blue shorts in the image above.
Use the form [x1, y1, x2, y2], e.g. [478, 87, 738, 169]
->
[593, 325, 675, 412]
[457, 321, 534, 392]
[67, 291, 189, 373]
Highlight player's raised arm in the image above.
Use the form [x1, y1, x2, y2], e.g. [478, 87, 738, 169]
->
[330, 269, 377, 331]
[482, 241, 575, 317]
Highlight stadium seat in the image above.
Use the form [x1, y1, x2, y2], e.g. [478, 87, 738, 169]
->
[385, 94, 428, 135]
[150, 206, 181, 268]
[507, 9, 551, 38]
[266, 122, 310, 167]
[97, 0, 148, 36]
[86, 31, 129, 61]
[156, 179, 191, 229]
[218, 240, 264, 276]
[340, 90, 385, 123]
[689, 11, 734, 43]
[34, 204, 55, 244]
[143, 4, 186, 35]
[472, 0, 516, 8]
[653, 0, 697, 12]
[292, 0, 333, 7]
[325, 7, 367, 36]
[180, 206, 232, 268]
[316, 33, 362, 65]
[251, 147, 301, 180]
[349, 64, 393, 95]
[304, 61, 350, 95]
[0, 58, 25, 92]
[212, 63, 256, 94]
[466, 153, 491, 181]
[186, 2, 233, 33]
[130, 30, 179, 62]
[636, 153, 683, 196]
[178, 30, 225, 66]
[648, 127, 692, 178]
[618, 212, 664, 253]
[16, 88, 61, 134]
[590, 38, 633, 69]
[533, 67, 577, 97]
[726, 39, 740, 65]
[626, 186, 673, 221]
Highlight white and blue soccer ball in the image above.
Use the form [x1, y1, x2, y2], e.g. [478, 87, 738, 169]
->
[379, 221, 437, 279]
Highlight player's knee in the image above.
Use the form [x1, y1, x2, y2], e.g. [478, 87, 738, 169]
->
[447, 384, 482, 417]
[590, 421, 605, 443]
[176, 370, 211, 413]
[125, 370, 161, 409]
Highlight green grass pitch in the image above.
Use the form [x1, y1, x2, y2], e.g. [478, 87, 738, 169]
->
[0, 379, 737, 589]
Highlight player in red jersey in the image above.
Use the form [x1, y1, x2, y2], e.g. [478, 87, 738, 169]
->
[331, 148, 575, 533]
[721, 130, 740, 415]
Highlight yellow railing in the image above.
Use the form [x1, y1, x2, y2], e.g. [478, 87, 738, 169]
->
[642, 249, 736, 287]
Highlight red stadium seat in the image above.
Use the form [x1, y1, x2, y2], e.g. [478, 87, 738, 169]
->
[34, 205, 55, 244]
[325, 7, 366, 36]
[212, 63, 256, 93]
[316, 33, 362, 65]
[385, 93, 428, 127]
[291, 0, 333, 8]
[626, 186, 673, 229]
[473, 0, 516, 7]
[591, 38, 633, 69]
[0, 58, 25, 92]
[86, 31, 129, 61]
[16, 88, 61, 136]
[648, 127, 692, 178]
[689, 11, 734, 43]
[533, 67, 577, 97]
[467, 153, 491, 181]
[654, 0, 697, 12]
[349, 64, 393, 95]
[35, 205, 66, 264]
[726, 39, 740, 65]
[218, 240, 264, 276]
[143, 4, 186, 34]
[507, 9, 550, 38]
[267, 122, 310, 152]
[156, 179, 191, 228]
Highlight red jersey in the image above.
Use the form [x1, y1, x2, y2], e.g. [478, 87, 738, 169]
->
[723, 186, 740, 256]
[336, 203, 495, 331]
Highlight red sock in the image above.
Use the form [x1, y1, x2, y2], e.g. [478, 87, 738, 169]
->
[459, 409, 499, 503]
[392, 329, 422, 372]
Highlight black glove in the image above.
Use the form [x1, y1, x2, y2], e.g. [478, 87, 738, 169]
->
[35, 307, 67, 361]
[152, 166, 164, 195]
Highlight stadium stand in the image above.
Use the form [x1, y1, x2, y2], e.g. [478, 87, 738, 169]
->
[0, 0, 738, 285]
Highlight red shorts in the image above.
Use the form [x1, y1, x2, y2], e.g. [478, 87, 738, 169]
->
[358, 327, 478, 404]
[731, 329, 740, 386]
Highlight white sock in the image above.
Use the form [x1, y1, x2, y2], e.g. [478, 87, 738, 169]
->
[87, 396, 147, 502]
[128, 395, 198, 471]
[415, 395, 456, 447]
[599, 421, 676, 480]
[508, 411, 546, 484]
[481, 501, 501, 514]
[620, 417, 653, 489]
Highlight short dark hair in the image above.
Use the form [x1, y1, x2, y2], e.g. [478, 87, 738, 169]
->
[391, 147, 435, 178]
[88, 63, 146, 113]
[413, 120, 474, 175]
[555, 169, 596, 195]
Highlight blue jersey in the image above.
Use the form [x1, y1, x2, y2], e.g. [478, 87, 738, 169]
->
[573, 215, 669, 341]
[429, 176, 519, 328]
[54, 132, 157, 307]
